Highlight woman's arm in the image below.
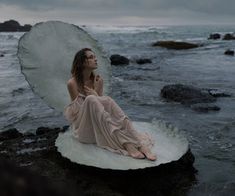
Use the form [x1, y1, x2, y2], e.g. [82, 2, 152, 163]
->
[67, 79, 78, 101]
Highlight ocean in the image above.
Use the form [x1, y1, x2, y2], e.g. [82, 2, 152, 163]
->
[0, 24, 235, 195]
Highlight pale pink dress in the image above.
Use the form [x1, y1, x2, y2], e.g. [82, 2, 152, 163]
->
[64, 93, 154, 156]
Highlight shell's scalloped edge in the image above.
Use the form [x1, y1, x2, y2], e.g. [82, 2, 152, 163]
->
[55, 120, 190, 171]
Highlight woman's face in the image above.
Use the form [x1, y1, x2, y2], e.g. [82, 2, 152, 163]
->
[84, 50, 98, 70]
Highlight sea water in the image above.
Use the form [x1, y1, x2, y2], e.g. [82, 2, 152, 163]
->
[0, 25, 235, 195]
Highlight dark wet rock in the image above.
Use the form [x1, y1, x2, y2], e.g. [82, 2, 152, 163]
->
[161, 84, 216, 105]
[12, 87, 25, 96]
[0, 20, 32, 32]
[110, 54, 129, 65]
[190, 103, 220, 113]
[223, 33, 235, 40]
[136, 58, 152, 64]
[0, 127, 197, 196]
[207, 89, 232, 97]
[0, 128, 23, 141]
[152, 41, 200, 50]
[224, 49, 234, 56]
[124, 75, 146, 81]
[208, 33, 221, 40]
[0, 51, 6, 57]
[0, 158, 75, 196]
[62, 125, 70, 132]
[36, 126, 60, 135]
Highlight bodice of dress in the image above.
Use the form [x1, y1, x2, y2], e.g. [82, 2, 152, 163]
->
[78, 92, 86, 98]
[75, 92, 86, 104]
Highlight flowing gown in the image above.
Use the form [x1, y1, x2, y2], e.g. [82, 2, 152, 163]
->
[64, 93, 155, 156]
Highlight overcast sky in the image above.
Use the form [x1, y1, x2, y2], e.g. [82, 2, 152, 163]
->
[0, 0, 234, 26]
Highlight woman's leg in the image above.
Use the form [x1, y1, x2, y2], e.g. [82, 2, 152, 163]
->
[105, 96, 150, 159]
[123, 142, 145, 159]
[139, 146, 157, 161]
[106, 96, 157, 161]
[82, 95, 143, 159]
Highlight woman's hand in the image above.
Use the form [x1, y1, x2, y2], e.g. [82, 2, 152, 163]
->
[84, 85, 98, 96]
[94, 74, 103, 96]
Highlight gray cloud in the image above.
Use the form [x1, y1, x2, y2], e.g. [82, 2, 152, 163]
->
[0, 0, 234, 25]
[0, 0, 234, 14]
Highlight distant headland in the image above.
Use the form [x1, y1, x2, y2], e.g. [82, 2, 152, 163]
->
[0, 19, 32, 32]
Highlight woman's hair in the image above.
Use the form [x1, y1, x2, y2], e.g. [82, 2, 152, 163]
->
[71, 48, 95, 94]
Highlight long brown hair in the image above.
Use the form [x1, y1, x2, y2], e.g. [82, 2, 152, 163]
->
[71, 48, 95, 95]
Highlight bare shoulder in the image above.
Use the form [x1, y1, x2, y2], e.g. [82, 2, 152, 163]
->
[67, 78, 79, 92]
[67, 78, 76, 86]
[66, 78, 80, 101]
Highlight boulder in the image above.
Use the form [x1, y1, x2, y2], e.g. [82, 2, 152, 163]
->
[0, 128, 23, 141]
[110, 54, 129, 65]
[224, 49, 234, 56]
[223, 33, 235, 40]
[136, 58, 152, 64]
[208, 33, 221, 40]
[152, 41, 200, 50]
[0, 20, 32, 32]
[160, 84, 216, 105]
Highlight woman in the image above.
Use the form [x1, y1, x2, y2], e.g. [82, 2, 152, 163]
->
[64, 48, 156, 161]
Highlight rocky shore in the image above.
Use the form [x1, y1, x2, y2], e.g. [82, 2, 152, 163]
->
[0, 127, 197, 196]
[0, 20, 31, 32]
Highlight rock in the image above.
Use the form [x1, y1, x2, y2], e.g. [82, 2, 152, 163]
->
[152, 41, 200, 50]
[0, 20, 32, 32]
[36, 127, 60, 135]
[23, 24, 32, 31]
[190, 103, 220, 112]
[110, 54, 129, 65]
[224, 49, 234, 56]
[124, 75, 146, 80]
[0, 126, 197, 196]
[160, 84, 216, 105]
[208, 33, 221, 40]
[0, 158, 75, 196]
[0, 54, 4, 57]
[12, 87, 25, 96]
[136, 58, 152, 64]
[62, 125, 70, 132]
[0, 128, 23, 141]
[223, 33, 235, 40]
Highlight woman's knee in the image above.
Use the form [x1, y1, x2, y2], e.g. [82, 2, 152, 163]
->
[85, 95, 99, 104]
[105, 95, 114, 102]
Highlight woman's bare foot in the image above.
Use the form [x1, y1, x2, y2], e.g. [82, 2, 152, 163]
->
[123, 143, 145, 159]
[139, 146, 157, 161]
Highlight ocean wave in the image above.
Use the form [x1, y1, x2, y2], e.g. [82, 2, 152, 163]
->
[84, 25, 168, 34]
[0, 32, 24, 41]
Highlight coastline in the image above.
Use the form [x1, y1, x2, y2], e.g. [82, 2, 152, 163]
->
[0, 126, 196, 196]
